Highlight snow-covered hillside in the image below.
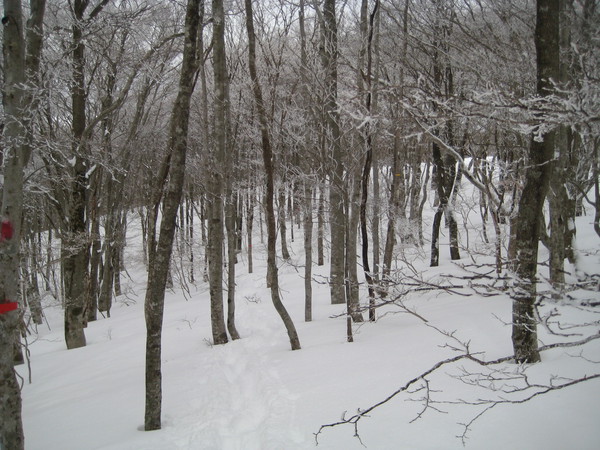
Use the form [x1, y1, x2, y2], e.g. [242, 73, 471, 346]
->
[19, 202, 600, 450]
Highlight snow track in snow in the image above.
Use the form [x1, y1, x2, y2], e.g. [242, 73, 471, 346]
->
[166, 300, 306, 449]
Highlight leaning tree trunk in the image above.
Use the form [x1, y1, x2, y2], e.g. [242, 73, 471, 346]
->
[511, 0, 559, 364]
[245, 0, 300, 350]
[144, 0, 200, 431]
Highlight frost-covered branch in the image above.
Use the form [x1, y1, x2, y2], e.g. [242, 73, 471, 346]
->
[315, 330, 600, 446]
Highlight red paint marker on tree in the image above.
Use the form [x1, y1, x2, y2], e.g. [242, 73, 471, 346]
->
[1, 217, 14, 242]
[0, 302, 18, 314]
[1, 217, 18, 313]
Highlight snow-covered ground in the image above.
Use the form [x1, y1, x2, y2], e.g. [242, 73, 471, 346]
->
[18, 199, 600, 449]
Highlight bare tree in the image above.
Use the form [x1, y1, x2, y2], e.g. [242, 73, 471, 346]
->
[321, 0, 346, 306]
[1, 0, 46, 447]
[511, 0, 559, 364]
[144, 0, 200, 430]
[208, 0, 230, 345]
[244, 0, 300, 351]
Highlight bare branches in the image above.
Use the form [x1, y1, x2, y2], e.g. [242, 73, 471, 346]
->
[315, 353, 467, 445]
[315, 324, 600, 446]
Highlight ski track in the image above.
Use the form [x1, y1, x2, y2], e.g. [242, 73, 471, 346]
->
[166, 301, 306, 449]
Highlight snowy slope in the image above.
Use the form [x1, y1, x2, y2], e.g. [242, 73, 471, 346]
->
[18, 204, 600, 450]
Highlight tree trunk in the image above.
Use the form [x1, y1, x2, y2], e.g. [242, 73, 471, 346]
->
[299, 0, 313, 322]
[246, 191, 254, 274]
[187, 192, 195, 283]
[1, 0, 46, 446]
[208, 0, 230, 346]
[304, 185, 313, 322]
[1, 1, 26, 447]
[278, 189, 291, 260]
[430, 144, 445, 267]
[64, 0, 91, 350]
[317, 186, 325, 266]
[144, 0, 200, 430]
[548, 0, 578, 287]
[371, 0, 381, 286]
[245, 0, 300, 350]
[359, 0, 379, 321]
[511, 0, 559, 364]
[346, 170, 363, 323]
[322, 0, 346, 305]
[87, 183, 101, 322]
[26, 236, 43, 325]
[382, 137, 403, 283]
[225, 195, 240, 340]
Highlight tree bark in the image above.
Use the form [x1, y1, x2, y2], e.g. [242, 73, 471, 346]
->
[209, 0, 230, 346]
[1, 0, 46, 447]
[304, 185, 313, 322]
[359, 0, 379, 321]
[246, 191, 254, 273]
[548, 0, 577, 287]
[322, 0, 346, 305]
[278, 188, 291, 260]
[299, 0, 313, 322]
[317, 186, 325, 266]
[64, 0, 108, 350]
[144, 0, 200, 430]
[1, 1, 26, 447]
[511, 0, 559, 364]
[225, 196, 240, 340]
[346, 169, 363, 323]
[382, 136, 403, 284]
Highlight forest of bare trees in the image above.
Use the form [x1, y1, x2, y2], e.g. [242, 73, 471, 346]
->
[1, 0, 599, 447]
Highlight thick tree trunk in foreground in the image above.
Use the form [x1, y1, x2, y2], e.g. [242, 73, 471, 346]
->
[511, 0, 559, 364]
[208, 0, 229, 346]
[63, 0, 93, 350]
[245, 0, 300, 350]
[144, 0, 200, 430]
[1, 1, 26, 447]
[1, 0, 46, 447]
